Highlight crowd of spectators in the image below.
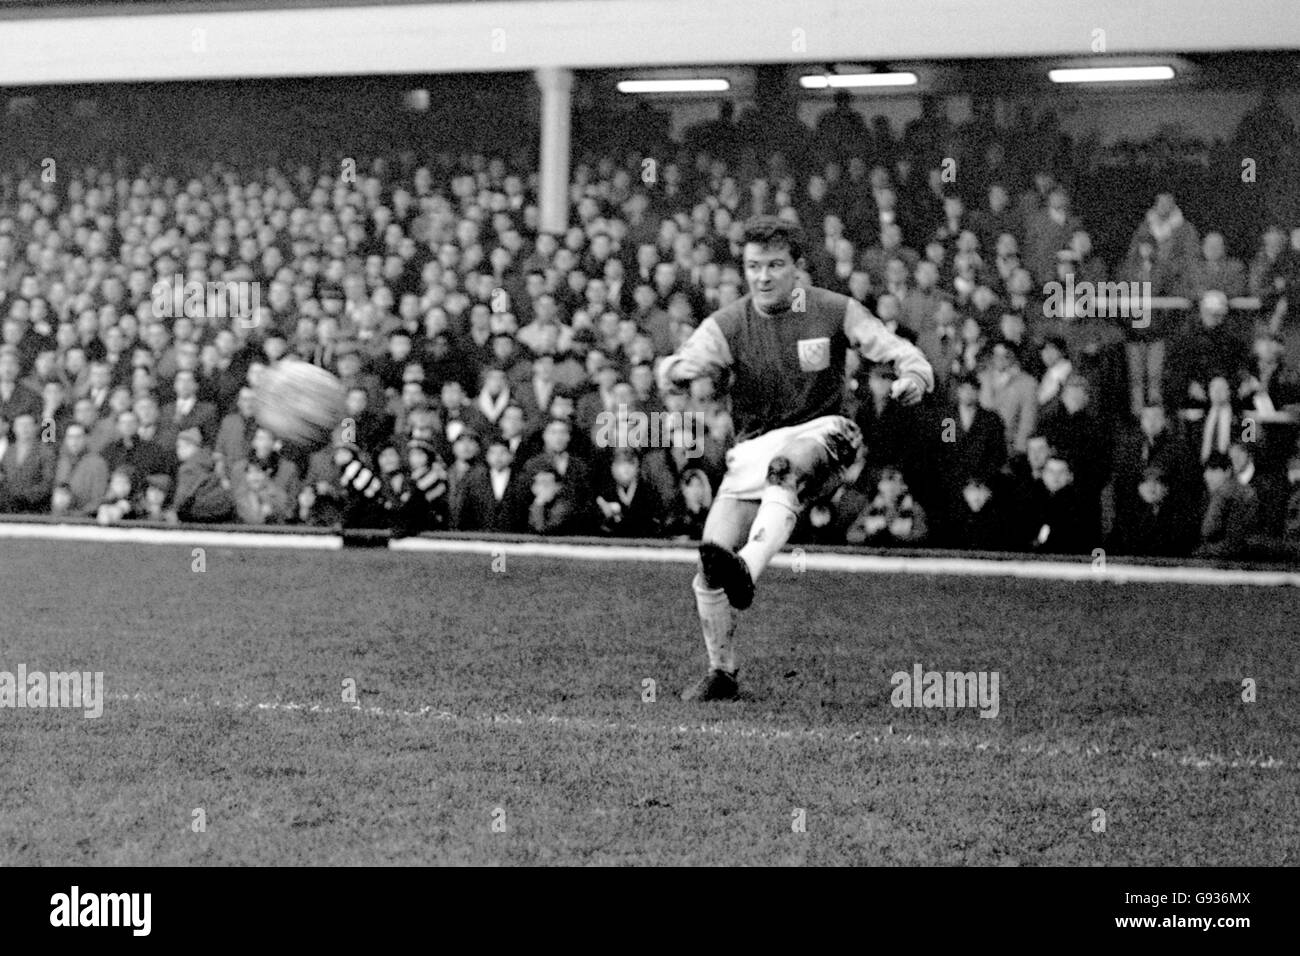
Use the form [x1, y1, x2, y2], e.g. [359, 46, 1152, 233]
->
[2, 94, 1300, 560]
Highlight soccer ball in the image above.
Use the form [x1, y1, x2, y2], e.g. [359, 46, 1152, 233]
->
[254, 359, 347, 450]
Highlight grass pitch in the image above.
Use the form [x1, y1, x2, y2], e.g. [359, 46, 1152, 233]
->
[1, 538, 1295, 866]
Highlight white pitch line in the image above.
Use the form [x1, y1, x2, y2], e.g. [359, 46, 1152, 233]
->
[104, 692, 1286, 771]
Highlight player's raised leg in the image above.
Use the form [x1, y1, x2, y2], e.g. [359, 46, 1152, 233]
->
[682, 496, 757, 702]
[704, 417, 862, 611]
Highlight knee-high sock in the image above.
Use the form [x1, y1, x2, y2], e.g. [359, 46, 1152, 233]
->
[737, 484, 800, 584]
[693, 573, 736, 673]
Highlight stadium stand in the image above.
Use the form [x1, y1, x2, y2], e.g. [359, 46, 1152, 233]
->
[2, 84, 1299, 561]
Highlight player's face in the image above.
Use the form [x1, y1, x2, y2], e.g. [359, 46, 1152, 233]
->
[743, 242, 800, 314]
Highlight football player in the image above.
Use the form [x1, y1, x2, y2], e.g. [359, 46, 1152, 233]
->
[658, 216, 934, 701]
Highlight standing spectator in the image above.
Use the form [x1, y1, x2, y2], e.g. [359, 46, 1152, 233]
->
[979, 340, 1038, 454]
[1127, 192, 1201, 297]
[1195, 452, 1259, 558]
[1024, 187, 1082, 286]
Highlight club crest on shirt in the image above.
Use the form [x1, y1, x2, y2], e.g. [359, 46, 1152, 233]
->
[797, 337, 830, 372]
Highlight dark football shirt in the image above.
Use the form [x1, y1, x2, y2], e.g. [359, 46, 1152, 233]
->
[710, 287, 851, 441]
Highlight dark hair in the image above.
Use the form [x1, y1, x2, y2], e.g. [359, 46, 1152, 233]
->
[741, 216, 806, 264]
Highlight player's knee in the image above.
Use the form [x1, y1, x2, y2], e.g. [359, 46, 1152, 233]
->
[765, 455, 800, 490]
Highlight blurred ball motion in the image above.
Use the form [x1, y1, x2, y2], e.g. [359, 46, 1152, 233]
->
[254, 359, 347, 451]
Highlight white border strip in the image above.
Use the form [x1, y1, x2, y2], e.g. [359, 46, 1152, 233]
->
[2, 521, 1296, 586]
[0, 522, 341, 550]
[396, 535, 1300, 587]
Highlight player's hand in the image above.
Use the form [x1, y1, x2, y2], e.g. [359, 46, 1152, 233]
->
[890, 375, 924, 406]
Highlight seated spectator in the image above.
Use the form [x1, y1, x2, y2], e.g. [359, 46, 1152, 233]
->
[1196, 376, 1239, 463]
[172, 428, 236, 523]
[846, 465, 928, 546]
[1228, 439, 1287, 536]
[665, 467, 714, 541]
[595, 448, 663, 538]
[236, 427, 301, 503]
[1239, 328, 1300, 418]
[953, 475, 1011, 552]
[452, 436, 523, 532]
[940, 370, 1008, 492]
[526, 467, 577, 535]
[855, 363, 918, 475]
[1110, 465, 1195, 557]
[140, 474, 175, 524]
[95, 467, 139, 525]
[1283, 453, 1300, 544]
[101, 409, 171, 480]
[1028, 453, 1093, 554]
[391, 440, 449, 533]
[0, 413, 55, 513]
[523, 417, 593, 515]
[1165, 291, 1249, 413]
[213, 386, 259, 480]
[1036, 336, 1073, 407]
[1039, 373, 1110, 502]
[1184, 231, 1248, 300]
[53, 422, 109, 516]
[233, 459, 293, 525]
[161, 369, 219, 444]
[1195, 451, 1259, 559]
[0, 346, 40, 424]
[474, 365, 514, 429]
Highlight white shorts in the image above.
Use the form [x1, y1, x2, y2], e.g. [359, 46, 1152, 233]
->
[716, 415, 862, 501]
